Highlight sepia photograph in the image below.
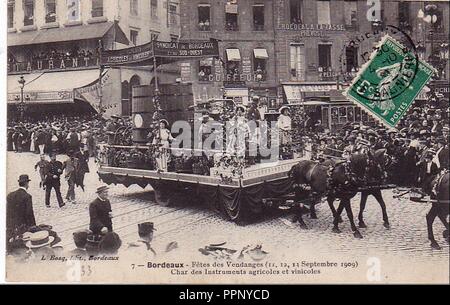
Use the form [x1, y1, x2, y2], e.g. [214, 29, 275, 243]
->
[2, 0, 449, 285]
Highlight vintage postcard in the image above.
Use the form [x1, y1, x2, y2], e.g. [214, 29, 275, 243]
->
[3, 0, 449, 284]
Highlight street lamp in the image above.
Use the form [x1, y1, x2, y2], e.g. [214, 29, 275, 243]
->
[18, 75, 26, 121]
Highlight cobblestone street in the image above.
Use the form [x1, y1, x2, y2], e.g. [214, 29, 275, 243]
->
[6, 152, 449, 283]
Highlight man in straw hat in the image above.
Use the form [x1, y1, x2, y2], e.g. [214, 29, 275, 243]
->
[6, 175, 36, 241]
[89, 185, 113, 235]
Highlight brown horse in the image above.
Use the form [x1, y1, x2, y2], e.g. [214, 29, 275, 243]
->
[426, 171, 449, 250]
[289, 154, 367, 238]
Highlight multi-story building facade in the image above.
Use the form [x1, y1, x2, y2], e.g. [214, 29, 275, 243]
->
[179, 0, 449, 129]
[7, 0, 181, 117]
[179, 0, 278, 105]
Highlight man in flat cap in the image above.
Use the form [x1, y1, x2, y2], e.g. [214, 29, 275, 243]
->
[89, 186, 113, 235]
[6, 175, 36, 242]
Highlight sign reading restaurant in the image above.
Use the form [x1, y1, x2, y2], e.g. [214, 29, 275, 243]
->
[8, 56, 99, 74]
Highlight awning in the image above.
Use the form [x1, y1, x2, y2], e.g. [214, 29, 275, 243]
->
[225, 4, 238, 14]
[7, 69, 103, 104]
[289, 101, 330, 106]
[226, 49, 241, 61]
[224, 88, 249, 97]
[254, 48, 269, 59]
[8, 21, 129, 47]
[283, 83, 339, 102]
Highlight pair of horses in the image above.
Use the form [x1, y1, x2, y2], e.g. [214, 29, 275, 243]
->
[288, 150, 449, 249]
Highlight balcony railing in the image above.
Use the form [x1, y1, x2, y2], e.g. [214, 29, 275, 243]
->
[198, 22, 211, 31]
[253, 24, 264, 31]
[226, 22, 238, 31]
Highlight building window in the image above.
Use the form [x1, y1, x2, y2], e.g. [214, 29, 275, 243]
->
[150, 31, 159, 41]
[170, 35, 179, 42]
[345, 46, 358, 72]
[199, 58, 213, 81]
[318, 44, 332, 72]
[253, 5, 264, 31]
[169, 3, 178, 26]
[290, 0, 303, 24]
[8, 1, 14, 28]
[130, 0, 139, 16]
[130, 30, 139, 46]
[317, 0, 331, 25]
[253, 49, 268, 81]
[45, 0, 57, 23]
[225, 48, 241, 76]
[344, 0, 357, 29]
[198, 5, 211, 31]
[425, 2, 444, 32]
[92, 0, 104, 18]
[23, 0, 34, 26]
[67, 0, 81, 22]
[151, 0, 158, 18]
[290, 44, 305, 81]
[225, 0, 238, 31]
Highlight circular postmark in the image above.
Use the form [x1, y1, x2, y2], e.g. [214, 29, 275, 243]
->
[340, 25, 420, 103]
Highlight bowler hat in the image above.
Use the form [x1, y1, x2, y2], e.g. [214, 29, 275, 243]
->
[138, 222, 157, 239]
[18, 174, 31, 183]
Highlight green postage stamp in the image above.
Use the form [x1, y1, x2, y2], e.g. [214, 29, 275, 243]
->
[344, 35, 436, 128]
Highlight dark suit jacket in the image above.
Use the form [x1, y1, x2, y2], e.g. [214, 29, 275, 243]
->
[418, 161, 439, 182]
[6, 189, 36, 239]
[89, 198, 113, 234]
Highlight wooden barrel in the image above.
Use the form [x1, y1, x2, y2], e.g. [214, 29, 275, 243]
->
[132, 85, 155, 144]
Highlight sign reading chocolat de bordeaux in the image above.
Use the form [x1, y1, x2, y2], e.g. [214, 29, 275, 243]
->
[101, 40, 220, 66]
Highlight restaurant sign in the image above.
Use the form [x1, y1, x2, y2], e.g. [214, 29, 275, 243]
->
[8, 56, 99, 74]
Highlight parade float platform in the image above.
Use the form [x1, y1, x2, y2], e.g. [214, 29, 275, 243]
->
[97, 156, 305, 221]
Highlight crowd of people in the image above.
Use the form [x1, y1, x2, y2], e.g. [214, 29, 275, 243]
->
[7, 114, 133, 157]
[8, 47, 96, 65]
[5, 95, 449, 260]
[309, 104, 449, 189]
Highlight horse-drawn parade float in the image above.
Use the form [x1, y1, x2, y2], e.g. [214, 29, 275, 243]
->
[94, 40, 449, 250]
